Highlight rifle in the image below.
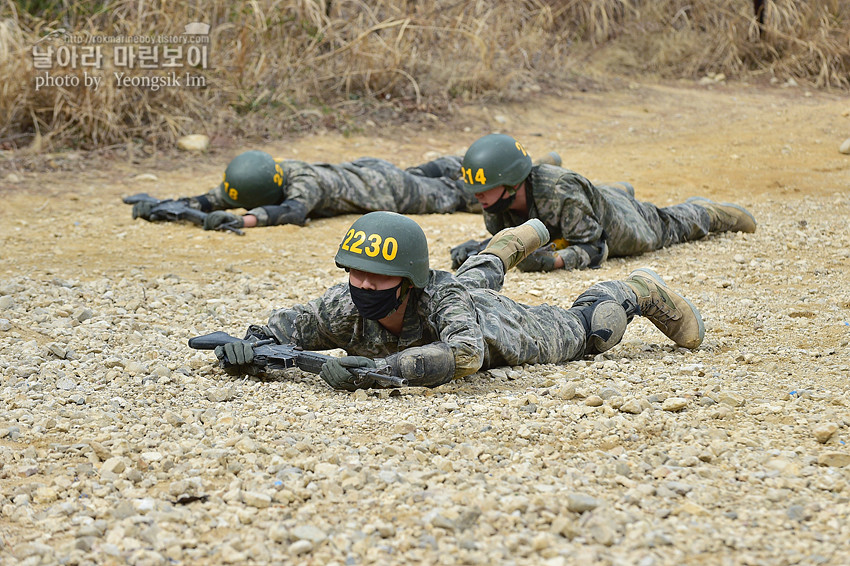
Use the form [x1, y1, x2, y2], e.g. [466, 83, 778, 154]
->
[123, 193, 245, 235]
[188, 331, 409, 389]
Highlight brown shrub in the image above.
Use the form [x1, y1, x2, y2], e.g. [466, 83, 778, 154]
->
[0, 0, 847, 150]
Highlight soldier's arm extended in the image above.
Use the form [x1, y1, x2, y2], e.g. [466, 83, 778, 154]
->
[548, 175, 608, 271]
[244, 200, 309, 227]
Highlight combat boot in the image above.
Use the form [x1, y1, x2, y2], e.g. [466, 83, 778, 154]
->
[481, 219, 550, 271]
[686, 197, 756, 233]
[623, 268, 704, 349]
[534, 151, 562, 167]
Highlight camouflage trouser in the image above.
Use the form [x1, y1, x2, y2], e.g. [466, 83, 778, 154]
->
[598, 185, 711, 257]
[352, 158, 477, 214]
[457, 254, 639, 367]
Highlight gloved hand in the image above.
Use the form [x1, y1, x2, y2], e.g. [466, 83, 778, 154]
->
[517, 244, 559, 272]
[214, 340, 255, 366]
[132, 201, 155, 220]
[450, 238, 489, 270]
[204, 211, 245, 231]
[319, 356, 377, 391]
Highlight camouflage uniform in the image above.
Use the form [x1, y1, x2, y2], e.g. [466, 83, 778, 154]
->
[246, 254, 639, 382]
[484, 164, 711, 270]
[184, 157, 475, 226]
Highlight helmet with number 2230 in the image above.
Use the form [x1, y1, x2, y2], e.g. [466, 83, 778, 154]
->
[334, 211, 430, 288]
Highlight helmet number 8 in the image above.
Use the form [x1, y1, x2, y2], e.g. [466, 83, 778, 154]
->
[341, 229, 398, 261]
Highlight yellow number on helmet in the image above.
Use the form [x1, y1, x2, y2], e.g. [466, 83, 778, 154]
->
[382, 237, 398, 260]
[515, 141, 527, 156]
[365, 234, 382, 257]
[474, 168, 487, 184]
[348, 231, 366, 254]
[341, 229, 355, 251]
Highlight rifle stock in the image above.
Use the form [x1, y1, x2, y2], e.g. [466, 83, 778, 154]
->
[188, 332, 408, 389]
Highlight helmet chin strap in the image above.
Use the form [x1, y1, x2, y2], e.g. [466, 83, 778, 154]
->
[483, 185, 518, 214]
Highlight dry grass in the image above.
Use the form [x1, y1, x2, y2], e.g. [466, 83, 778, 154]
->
[0, 0, 847, 151]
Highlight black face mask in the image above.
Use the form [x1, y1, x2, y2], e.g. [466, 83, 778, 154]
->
[483, 187, 516, 214]
[349, 282, 404, 320]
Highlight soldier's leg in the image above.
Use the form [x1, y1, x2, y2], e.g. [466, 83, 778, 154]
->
[572, 268, 704, 350]
[406, 156, 462, 179]
[348, 157, 468, 214]
[685, 197, 757, 233]
[599, 186, 711, 255]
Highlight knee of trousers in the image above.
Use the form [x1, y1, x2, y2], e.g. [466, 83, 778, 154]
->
[572, 282, 639, 320]
[573, 298, 628, 356]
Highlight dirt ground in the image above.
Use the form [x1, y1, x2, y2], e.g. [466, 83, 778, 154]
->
[1, 79, 850, 565]
[1, 79, 848, 284]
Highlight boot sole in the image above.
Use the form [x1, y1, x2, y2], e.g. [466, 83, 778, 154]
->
[631, 268, 705, 348]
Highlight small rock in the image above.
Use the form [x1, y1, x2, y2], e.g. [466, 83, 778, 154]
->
[5, 173, 22, 183]
[812, 422, 838, 444]
[101, 457, 126, 475]
[619, 399, 643, 414]
[0, 318, 11, 331]
[489, 368, 508, 380]
[73, 307, 94, 322]
[717, 391, 745, 407]
[0, 296, 12, 309]
[662, 397, 688, 412]
[177, 134, 209, 152]
[132, 173, 159, 182]
[585, 395, 603, 407]
[817, 452, 850, 467]
[554, 382, 576, 400]
[566, 493, 600, 513]
[840, 138, 850, 155]
[206, 387, 234, 402]
[243, 490, 271, 508]
[46, 343, 68, 359]
[291, 524, 326, 543]
[288, 540, 313, 555]
[220, 544, 247, 563]
[675, 501, 710, 516]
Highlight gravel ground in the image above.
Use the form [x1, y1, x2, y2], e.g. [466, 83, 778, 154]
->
[1, 83, 849, 565]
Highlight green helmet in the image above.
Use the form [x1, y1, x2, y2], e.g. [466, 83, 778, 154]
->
[220, 150, 285, 209]
[334, 211, 430, 288]
[461, 133, 533, 194]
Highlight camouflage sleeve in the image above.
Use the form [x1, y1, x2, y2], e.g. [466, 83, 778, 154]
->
[281, 166, 326, 216]
[425, 278, 487, 378]
[454, 253, 505, 292]
[262, 284, 356, 350]
[185, 184, 232, 212]
[246, 200, 308, 227]
[552, 176, 607, 269]
[553, 243, 607, 271]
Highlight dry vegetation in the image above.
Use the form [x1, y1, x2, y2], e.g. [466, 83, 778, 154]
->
[0, 0, 848, 150]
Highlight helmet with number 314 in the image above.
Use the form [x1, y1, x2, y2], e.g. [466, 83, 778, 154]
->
[334, 211, 430, 288]
[219, 150, 285, 209]
[461, 133, 533, 194]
